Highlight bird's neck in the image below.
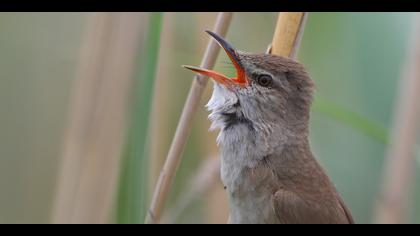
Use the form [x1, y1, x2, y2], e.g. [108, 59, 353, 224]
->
[219, 120, 312, 168]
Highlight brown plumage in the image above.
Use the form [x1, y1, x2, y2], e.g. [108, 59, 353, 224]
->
[250, 142, 354, 224]
[184, 31, 354, 224]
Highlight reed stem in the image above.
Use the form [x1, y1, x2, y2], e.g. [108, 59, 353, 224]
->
[374, 14, 420, 224]
[271, 12, 307, 58]
[145, 12, 233, 224]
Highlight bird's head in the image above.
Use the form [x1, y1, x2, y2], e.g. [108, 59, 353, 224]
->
[183, 31, 314, 147]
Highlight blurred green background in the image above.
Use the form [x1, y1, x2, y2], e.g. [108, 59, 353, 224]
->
[0, 12, 418, 224]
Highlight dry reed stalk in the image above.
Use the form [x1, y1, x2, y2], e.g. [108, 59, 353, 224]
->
[52, 12, 144, 224]
[271, 12, 308, 58]
[195, 13, 230, 224]
[374, 14, 420, 224]
[145, 12, 234, 224]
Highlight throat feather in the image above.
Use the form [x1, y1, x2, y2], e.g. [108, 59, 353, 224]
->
[221, 112, 254, 131]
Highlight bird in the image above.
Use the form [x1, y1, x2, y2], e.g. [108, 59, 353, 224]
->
[183, 30, 355, 224]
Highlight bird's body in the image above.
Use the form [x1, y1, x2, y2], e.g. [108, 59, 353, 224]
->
[184, 31, 354, 224]
[220, 136, 352, 224]
[211, 77, 353, 224]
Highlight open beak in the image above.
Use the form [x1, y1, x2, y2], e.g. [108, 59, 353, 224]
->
[182, 30, 247, 88]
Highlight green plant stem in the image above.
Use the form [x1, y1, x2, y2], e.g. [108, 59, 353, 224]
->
[117, 12, 163, 224]
[145, 12, 233, 224]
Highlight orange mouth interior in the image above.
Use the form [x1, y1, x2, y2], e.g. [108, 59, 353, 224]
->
[183, 31, 248, 88]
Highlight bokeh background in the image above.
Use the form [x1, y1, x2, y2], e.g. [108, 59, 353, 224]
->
[0, 12, 419, 224]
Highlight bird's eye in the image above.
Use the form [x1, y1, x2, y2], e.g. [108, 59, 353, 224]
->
[256, 74, 273, 87]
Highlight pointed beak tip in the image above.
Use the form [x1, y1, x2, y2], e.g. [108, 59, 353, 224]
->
[182, 65, 207, 75]
[205, 30, 225, 45]
[182, 65, 194, 70]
